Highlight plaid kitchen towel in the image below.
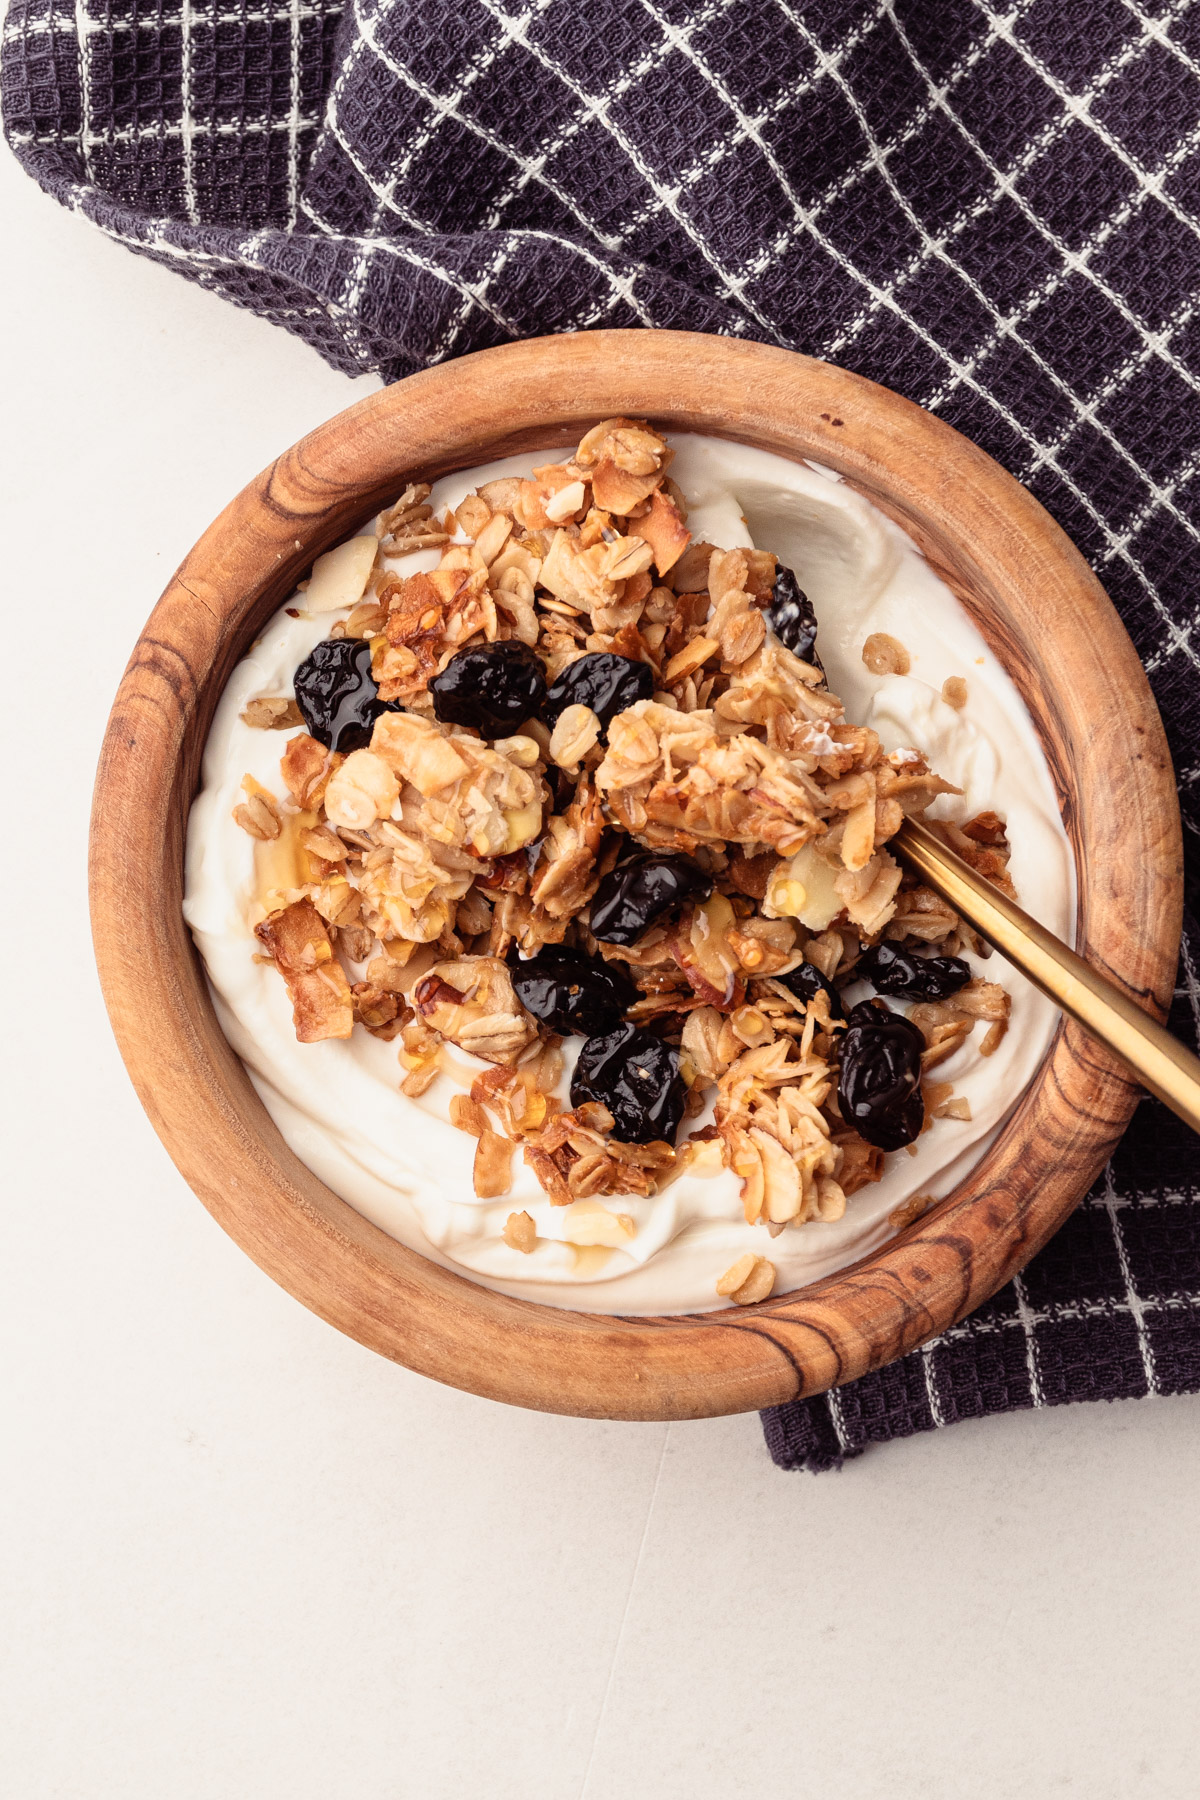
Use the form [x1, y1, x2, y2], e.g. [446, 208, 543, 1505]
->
[5, 0, 1199, 1469]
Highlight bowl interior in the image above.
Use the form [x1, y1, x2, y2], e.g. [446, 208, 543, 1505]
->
[91, 331, 1182, 1420]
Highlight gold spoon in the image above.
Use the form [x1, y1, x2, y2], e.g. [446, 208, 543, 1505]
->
[893, 816, 1200, 1135]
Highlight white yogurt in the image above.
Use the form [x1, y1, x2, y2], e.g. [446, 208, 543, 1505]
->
[183, 436, 1074, 1315]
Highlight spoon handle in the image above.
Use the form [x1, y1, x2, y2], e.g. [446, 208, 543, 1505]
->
[893, 816, 1200, 1135]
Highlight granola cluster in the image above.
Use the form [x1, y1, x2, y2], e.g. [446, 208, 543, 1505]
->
[237, 419, 1012, 1297]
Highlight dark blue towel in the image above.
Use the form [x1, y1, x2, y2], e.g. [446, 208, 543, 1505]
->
[7, 0, 1198, 1468]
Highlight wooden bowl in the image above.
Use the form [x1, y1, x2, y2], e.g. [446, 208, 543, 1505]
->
[90, 330, 1182, 1420]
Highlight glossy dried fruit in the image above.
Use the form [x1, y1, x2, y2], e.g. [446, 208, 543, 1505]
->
[857, 941, 971, 1002]
[589, 853, 713, 947]
[543, 652, 654, 734]
[766, 565, 822, 671]
[293, 637, 395, 753]
[837, 1000, 925, 1151]
[570, 1023, 685, 1144]
[509, 945, 635, 1036]
[778, 959, 846, 1021]
[430, 640, 547, 738]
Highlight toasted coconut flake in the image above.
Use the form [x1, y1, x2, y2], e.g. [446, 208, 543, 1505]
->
[474, 1130, 514, 1198]
[255, 899, 354, 1043]
[280, 732, 337, 810]
[401, 1061, 441, 1097]
[449, 1094, 488, 1137]
[631, 487, 691, 575]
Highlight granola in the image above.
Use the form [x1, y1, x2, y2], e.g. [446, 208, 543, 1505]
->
[235, 420, 1019, 1301]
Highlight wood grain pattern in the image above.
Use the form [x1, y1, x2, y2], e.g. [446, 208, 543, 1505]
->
[89, 331, 1183, 1420]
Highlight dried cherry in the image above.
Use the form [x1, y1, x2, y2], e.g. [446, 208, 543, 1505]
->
[837, 1000, 925, 1151]
[570, 1022, 685, 1144]
[589, 853, 713, 947]
[779, 960, 846, 1022]
[857, 941, 971, 1002]
[293, 637, 395, 754]
[767, 565, 822, 672]
[543, 652, 654, 734]
[430, 640, 547, 738]
[509, 946, 634, 1037]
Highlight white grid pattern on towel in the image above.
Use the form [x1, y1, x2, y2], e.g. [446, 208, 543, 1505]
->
[472, 0, 779, 337]
[297, 0, 1200, 702]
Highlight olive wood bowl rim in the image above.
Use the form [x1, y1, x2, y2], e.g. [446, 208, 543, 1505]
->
[89, 329, 1183, 1420]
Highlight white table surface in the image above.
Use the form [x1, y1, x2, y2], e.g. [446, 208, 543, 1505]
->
[3, 143, 1199, 1800]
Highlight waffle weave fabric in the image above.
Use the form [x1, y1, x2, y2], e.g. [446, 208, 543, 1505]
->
[6, 0, 1199, 1470]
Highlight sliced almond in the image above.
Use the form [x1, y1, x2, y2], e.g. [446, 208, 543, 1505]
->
[716, 1251, 757, 1297]
[716, 1252, 776, 1304]
[663, 636, 719, 684]
[306, 536, 378, 614]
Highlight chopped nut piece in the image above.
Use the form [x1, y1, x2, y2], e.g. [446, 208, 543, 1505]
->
[549, 702, 601, 770]
[716, 1253, 776, 1305]
[681, 1005, 730, 1084]
[474, 511, 513, 565]
[310, 875, 361, 927]
[862, 632, 911, 676]
[338, 922, 374, 963]
[324, 749, 400, 831]
[474, 1130, 514, 1198]
[544, 479, 587, 524]
[716, 1252, 757, 1296]
[936, 1095, 973, 1121]
[401, 1062, 440, 1098]
[503, 1209, 537, 1253]
[371, 712, 470, 797]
